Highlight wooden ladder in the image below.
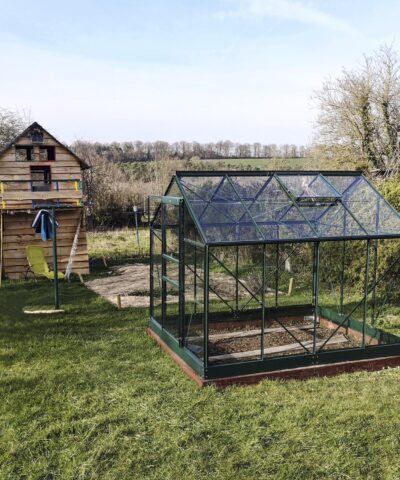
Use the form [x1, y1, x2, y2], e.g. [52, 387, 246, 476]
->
[65, 211, 82, 280]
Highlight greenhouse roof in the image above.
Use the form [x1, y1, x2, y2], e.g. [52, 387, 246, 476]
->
[164, 171, 400, 244]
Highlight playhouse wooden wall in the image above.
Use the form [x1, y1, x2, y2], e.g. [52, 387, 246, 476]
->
[2, 209, 89, 279]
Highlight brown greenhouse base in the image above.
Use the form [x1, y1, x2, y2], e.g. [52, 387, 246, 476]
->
[147, 328, 400, 387]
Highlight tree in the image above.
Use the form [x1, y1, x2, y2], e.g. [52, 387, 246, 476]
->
[0, 108, 28, 149]
[253, 142, 262, 157]
[314, 45, 400, 172]
[222, 140, 232, 157]
[72, 141, 146, 227]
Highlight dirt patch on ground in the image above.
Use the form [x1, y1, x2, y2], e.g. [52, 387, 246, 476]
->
[84, 263, 257, 308]
[85, 264, 152, 308]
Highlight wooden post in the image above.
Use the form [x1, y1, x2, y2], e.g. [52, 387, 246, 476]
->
[51, 207, 60, 310]
[116, 294, 122, 309]
[287, 277, 294, 296]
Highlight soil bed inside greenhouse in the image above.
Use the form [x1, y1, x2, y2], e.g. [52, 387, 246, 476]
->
[189, 315, 358, 363]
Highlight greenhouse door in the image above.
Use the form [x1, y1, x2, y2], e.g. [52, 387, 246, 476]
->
[161, 196, 184, 345]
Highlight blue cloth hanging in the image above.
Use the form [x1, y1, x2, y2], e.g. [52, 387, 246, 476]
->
[31, 210, 59, 241]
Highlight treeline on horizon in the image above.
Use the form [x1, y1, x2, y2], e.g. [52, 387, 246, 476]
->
[71, 139, 310, 163]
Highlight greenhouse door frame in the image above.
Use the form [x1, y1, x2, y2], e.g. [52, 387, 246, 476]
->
[150, 195, 185, 345]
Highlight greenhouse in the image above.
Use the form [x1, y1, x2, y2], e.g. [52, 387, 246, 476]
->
[148, 171, 400, 385]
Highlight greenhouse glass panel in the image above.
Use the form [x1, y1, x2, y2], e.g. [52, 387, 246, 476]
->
[324, 174, 359, 195]
[302, 202, 367, 237]
[179, 175, 264, 242]
[277, 173, 341, 201]
[249, 176, 317, 241]
[341, 176, 400, 235]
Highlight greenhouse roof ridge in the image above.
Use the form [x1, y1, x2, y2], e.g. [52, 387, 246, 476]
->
[158, 170, 400, 244]
[175, 170, 363, 176]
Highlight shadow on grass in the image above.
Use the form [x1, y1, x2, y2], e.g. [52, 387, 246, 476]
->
[89, 254, 150, 277]
[0, 279, 148, 343]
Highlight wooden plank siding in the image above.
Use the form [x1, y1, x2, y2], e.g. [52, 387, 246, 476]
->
[0, 137, 83, 208]
[2, 210, 89, 279]
[0, 123, 90, 278]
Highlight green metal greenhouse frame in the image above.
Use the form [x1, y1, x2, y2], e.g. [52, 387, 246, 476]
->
[148, 171, 400, 383]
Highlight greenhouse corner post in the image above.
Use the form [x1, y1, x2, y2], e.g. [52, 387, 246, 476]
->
[51, 207, 60, 310]
[149, 221, 154, 320]
[261, 244, 266, 360]
[204, 245, 209, 373]
[362, 240, 371, 348]
[371, 239, 378, 325]
[312, 242, 320, 356]
[275, 243, 279, 307]
[235, 245, 239, 316]
[339, 241, 346, 315]
[161, 203, 166, 329]
[179, 200, 185, 347]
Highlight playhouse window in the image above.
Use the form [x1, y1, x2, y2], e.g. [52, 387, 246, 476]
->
[31, 166, 52, 192]
[31, 128, 44, 143]
[15, 145, 35, 162]
[39, 146, 56, 161]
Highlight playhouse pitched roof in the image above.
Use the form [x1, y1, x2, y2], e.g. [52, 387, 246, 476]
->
[0, 121, 90, 169]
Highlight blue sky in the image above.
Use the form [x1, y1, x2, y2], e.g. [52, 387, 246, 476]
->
[0, 0, 399, 144]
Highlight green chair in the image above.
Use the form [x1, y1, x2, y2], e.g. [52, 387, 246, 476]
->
[26, 246, 65, 280]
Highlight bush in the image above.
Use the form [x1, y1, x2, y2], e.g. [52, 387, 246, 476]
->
[72, 142, 188, 228]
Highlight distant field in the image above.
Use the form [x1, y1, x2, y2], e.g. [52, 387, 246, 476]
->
[120, 157, 355, 176]
[192, 157, 350, 170]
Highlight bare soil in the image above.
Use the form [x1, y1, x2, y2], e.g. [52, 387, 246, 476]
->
[189, 316, 358, 362]
[84, 263, 264, 308]
[84, 264, 153, 308]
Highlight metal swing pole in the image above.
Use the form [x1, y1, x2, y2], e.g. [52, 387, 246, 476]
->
[51, 207, 60, 310]
[133, 205, 141, 254]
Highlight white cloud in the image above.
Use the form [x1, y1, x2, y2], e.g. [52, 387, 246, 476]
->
[216, 0, 357, 35]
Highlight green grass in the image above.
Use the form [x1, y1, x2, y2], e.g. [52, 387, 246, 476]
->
[192, 157, 350, 170]
[88, 227, 149, 262]
[1, 279, 400, 479]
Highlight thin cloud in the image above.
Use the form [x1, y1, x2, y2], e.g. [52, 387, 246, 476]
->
[216, 0, 357, 35]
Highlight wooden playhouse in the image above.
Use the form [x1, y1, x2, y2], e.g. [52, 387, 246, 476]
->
[0, 122, 90, 280]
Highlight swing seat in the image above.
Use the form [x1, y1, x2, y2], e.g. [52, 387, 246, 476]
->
[26, 246, 65, 280]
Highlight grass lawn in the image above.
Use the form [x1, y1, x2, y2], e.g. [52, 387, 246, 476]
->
[193, 157, 353, 170]
[88, 228, 149, 262]
[1, 277, 400, 479]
